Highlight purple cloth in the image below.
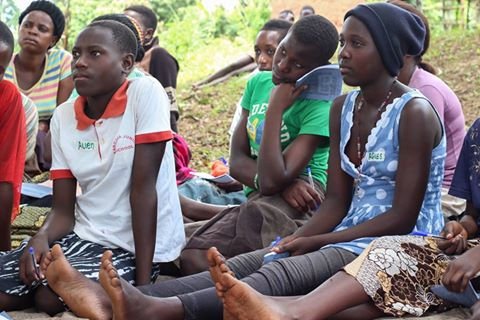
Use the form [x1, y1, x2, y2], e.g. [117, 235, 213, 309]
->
[409, 67, 465, 188]
[449, 118, 480, 209]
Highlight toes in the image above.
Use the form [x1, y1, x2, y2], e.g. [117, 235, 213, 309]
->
[107, 267, 118, 279]
[40, 255, 51, 270]
[111, 277, 121, 288]
[106, 264, 116, 275]
[50, 244, 63, 259]
[207, 247, 219, 267]
[220, 273, 237, 290]
[219, 263, 229, 273]
[213, 253, 225, 266]
[101, 250, 113, 264]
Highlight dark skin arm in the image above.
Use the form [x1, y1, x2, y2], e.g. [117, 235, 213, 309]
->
[26, 178, 77, 284]
[438, 202, 478, 254]
[257, 83, 328, 195]
[437, 202, 480, 293]
[275, 96, 353, 248]
[193, 54, 255, 88]
[43, 131, 52, 164]
[0, 182, 13, 251]
[229, 109, 258, 188]
[180, 194, 227, 221]
[170, 112, 178, 133]
[130, 142, 166, 285]
[281, 178, 323, 213]
[56, 76, 74, 106]
[276, 96, 443, 256]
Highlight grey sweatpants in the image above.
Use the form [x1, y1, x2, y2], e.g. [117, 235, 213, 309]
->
[138, 246, 357, 320]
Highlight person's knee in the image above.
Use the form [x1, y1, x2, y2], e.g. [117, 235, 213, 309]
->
[180, 249, 209, 276]
[34, 285, 64, 316]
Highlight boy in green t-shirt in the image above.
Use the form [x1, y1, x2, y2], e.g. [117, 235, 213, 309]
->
[180, 15, 339, 275]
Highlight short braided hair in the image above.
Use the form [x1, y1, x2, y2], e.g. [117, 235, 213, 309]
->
[124, 5, 158, 32]
[92, 14, 145, 62]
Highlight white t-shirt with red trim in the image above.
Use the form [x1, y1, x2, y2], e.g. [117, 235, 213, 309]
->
[50, 77, 184, 262]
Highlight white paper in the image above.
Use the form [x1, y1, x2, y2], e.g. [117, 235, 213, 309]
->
[21, 183, 53, 198]
[191, 172, 235, 184]
[296, 64, 343, 101]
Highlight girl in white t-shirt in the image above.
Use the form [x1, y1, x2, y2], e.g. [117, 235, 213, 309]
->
[0, 20, 184, 319]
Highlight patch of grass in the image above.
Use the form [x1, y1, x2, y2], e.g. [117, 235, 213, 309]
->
[427, 29, 480, 126]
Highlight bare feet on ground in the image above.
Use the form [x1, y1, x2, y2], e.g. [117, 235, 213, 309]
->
[207, 247, 286, 320]
[41, 244, 111, 320]
[207, 247, 234, 288]
[99, 250, 141, 320]
[99, 250, 182, 320]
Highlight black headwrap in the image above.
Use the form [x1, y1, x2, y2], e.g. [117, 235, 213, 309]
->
[344, 3, 426, 76]
[19, 0, 65, 44]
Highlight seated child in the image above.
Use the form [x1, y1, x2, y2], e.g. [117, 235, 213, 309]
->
[229, 19, 292, 136]
[181, 20, 293, 207]
[0, 21, 27, 251]
[0, 20, 184, 319]
[179, 14, 338, 275]
[124, 4, 180, 132]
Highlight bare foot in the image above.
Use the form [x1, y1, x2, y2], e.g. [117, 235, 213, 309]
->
[42, 244, 111, 320]
[207, 247, 234, 289]
[99, 250, 183, 320]
[219, 273, 289, 320]
[207, 247, 287, 320]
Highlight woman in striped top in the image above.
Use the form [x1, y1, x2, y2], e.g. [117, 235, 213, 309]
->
[5, 0, 73, 171]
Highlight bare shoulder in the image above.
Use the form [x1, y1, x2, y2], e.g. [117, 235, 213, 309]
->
[329, 94, 348, 123]
[400, 94, 443, 142]
[402, 94, 441, 126]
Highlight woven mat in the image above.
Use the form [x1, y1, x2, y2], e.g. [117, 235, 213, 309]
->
[11, 206, 49, 248]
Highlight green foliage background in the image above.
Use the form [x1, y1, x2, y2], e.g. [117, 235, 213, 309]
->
[2, 0, 270, 85]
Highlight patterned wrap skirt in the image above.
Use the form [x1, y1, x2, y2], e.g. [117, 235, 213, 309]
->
[344, 235, 479, 316]
[0, 232, 160, 297]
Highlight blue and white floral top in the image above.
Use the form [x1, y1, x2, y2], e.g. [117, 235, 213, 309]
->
[329, 90, 446, 255]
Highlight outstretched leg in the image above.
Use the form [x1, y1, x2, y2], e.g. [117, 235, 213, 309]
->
[99, 250, 185, 320]
[41, 244, 111, 320]
[208, 247, 287, 320]
[208, 247, 375, 320]
[180, 248, 210, 275]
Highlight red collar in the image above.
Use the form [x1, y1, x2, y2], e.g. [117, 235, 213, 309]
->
[74, 81, 129, 130]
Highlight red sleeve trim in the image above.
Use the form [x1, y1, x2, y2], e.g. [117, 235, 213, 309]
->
[135, 131, 173, 144]
[50, 170, 75, 180]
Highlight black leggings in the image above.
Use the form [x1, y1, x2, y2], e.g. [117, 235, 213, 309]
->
[138, 246, 357, 320]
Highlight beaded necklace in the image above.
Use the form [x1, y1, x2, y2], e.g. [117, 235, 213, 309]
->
[352, 81, 395, 196]
[354, 81, 395, 166]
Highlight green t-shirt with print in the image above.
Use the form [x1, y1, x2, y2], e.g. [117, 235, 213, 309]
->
[240, 71, 331, 196]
